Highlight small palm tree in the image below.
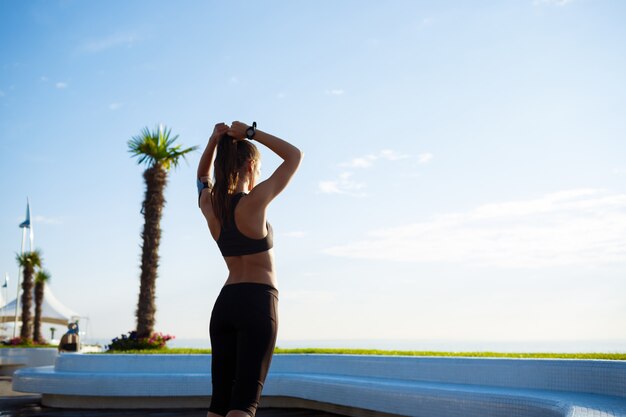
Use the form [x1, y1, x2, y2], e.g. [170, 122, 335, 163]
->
[128, 125, 197, 338]
[33, 270, 50, 343]
[16, 250, 42, 340]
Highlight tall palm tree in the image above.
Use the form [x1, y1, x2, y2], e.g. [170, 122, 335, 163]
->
[128, 125, 197, 338]
[33, 270, 50, 344]
[16, 250, 42, 340]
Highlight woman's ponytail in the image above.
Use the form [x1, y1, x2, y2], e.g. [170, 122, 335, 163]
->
[211, 135, 260, 226]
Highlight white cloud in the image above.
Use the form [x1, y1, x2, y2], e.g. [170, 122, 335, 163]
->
[283, 231, 307, 238]
[379, 149, 410, 161]
[229, 76, 239, 84]
[55, 82, 67, 89]
[325, 149, 412, 196]
[0, 90, 4, 97]
[341, 156, 376, 169]
[276, 92, 286, 99]
[324, 189, 626, 268]
[80, 33, 140, 53]
[318, 181, 342, 194]
[326, 89, 345, 96]
[40, 76, 48, 82]
[340, 149, 410, 169]
[612, 168, 626, 175]
[534, 0, 574, 6]
[33, 215, 62, 225]
[109, 102, 123, 110]
[318, 172, 367, 197]
[417, 152, 434, 164]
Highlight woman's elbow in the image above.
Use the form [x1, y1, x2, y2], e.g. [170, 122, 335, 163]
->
[292, 148, 304, 165]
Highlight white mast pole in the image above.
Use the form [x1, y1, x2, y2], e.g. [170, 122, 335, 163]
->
[1, 273, 7, 338]
[2, 273, 5, 309]
[13, 228, 26, 338]
[13, 199, 31, 339]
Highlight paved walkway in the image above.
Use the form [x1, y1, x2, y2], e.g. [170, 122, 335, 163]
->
[0, 396, 345, 417]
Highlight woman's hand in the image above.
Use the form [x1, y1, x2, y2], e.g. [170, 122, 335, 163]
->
[227, 121, 249, 140]
[210, 122, 229, 141]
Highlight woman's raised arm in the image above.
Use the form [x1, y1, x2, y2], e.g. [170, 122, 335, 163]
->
[197, 122, 229, 181]
[228, 121, 303, 206]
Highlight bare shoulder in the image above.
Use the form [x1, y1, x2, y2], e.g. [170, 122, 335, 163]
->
[246, 156, 303, 208]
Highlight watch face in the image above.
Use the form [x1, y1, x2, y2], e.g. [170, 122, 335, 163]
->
[246, 127, 255, 138]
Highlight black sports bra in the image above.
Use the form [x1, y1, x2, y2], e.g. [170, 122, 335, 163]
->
[217, 193, 273, 257]
[197, 181, 273, 257]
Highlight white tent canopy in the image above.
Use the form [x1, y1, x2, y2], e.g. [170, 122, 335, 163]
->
[0, 285, 80, 326]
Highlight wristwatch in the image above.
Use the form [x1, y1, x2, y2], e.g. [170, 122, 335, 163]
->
[246, 122, 257, 140]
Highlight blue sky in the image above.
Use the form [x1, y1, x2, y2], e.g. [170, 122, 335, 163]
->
[1, 0, 625, 347]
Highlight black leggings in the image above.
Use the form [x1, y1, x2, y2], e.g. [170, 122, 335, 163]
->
[208, 283, 278, 417]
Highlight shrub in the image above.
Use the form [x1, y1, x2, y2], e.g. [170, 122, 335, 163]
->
[5, 337, 33, 346]
[0, 336, 54, 348]
[107, 331, 174, 352]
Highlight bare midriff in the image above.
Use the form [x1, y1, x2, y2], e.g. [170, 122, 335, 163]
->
[223, 249, 277, 288]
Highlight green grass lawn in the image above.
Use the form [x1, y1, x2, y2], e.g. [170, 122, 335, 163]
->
[101, 347, 626, 360]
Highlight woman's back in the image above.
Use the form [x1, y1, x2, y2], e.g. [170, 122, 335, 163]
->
[200, 190, 276, 287]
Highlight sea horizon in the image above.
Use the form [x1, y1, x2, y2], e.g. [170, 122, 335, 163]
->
[83, 337, 626, 353]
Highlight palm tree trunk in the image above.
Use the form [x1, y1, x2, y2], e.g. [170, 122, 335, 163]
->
[135, 164, 167, 338]
[33, 281, 44, 343]
[20, 265, 34, 340]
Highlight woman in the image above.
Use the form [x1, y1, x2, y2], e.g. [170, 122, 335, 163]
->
[197, 121, 302, 417]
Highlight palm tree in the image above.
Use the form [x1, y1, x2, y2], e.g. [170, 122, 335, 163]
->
[33, 270, 50, 344]
[128, 125, 197, 338]
[16, 250, 42, 340]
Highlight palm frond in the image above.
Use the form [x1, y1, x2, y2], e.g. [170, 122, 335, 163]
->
[16, 250, 43, 268]
[35, 270, 51, 284]
[128, 125, 198, 170]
